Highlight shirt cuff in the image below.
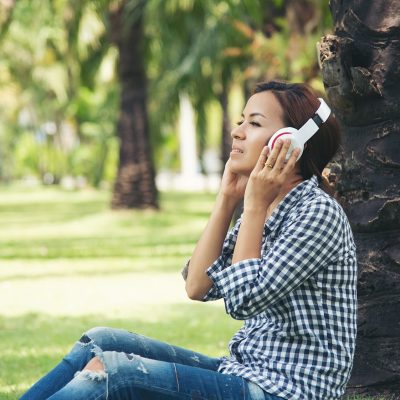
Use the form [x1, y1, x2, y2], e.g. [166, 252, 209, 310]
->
[201, 256, 226, 301]
[206, 258, 260, 298]
[182, 257, 225, 301]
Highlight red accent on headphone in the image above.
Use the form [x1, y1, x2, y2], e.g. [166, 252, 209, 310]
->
[271, 132, 291, 149]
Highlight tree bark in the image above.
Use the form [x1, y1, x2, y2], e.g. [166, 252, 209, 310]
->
[110, 1, 158, 209]
[319, 1, 400, 397]
[219, 80, 232, 168]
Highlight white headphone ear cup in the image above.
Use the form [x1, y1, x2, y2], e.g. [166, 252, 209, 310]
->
[267, 128, 297, 151]
[267, 128, 304, 162]
[286, 136, 303, 161]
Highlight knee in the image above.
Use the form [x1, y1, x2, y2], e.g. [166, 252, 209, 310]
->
[75, 356, 107, 382]
[84, 356, 104, 372]
[79, 326, 110, 346]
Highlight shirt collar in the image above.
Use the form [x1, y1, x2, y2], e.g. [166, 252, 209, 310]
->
[264, 175, 319, 235]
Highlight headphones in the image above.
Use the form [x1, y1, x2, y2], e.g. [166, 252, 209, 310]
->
[267, 98, 331, 161]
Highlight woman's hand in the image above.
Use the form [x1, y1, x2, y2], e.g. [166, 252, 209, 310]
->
[243, 139, 300, 213]
[219, 158, 249, 204]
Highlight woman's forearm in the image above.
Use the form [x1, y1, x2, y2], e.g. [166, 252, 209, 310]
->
[185, 193, 238, 300]
[231, 206, 267, 265]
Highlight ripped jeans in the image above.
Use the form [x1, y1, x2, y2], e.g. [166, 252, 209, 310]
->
[20, 326, 284, 400]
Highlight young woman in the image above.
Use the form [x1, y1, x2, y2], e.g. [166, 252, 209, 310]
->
[20, 81, 357, 400]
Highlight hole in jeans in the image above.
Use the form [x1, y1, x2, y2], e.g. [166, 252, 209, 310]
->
[79, 334, 92, 344]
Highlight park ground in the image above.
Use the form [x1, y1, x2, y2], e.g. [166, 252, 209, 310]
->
[0, 185, 384, 399]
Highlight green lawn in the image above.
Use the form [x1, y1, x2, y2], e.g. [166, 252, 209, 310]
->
[0, 185, 382, 399]
[0, 185, 241, 398]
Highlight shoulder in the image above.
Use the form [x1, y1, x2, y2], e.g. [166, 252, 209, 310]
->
[290, 187, 356, 251]
[295, 185, 344, 219]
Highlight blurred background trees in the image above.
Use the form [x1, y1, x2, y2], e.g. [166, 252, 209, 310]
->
[2, 1, 399, 396]
[0, 0, 332, 208]
[0, 0, 118, 187]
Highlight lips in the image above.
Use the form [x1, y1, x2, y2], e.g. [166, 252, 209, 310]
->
[231, 147, 243, 154]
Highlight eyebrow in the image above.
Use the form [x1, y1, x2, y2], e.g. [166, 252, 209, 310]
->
[241, 112, 267, 119]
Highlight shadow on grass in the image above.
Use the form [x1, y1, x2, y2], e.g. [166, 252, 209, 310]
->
[0, 190, 214, 228]
[0, 257, 187, 282]
[0, 236, 199, 260]
[0, 199, 108, 225]
[0, 303, 240, 399]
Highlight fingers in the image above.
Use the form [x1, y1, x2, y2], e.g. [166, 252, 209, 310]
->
[263, 139, 286, 172]
[264, 140, 282, 169]
[254, 146, 270, 172]
[274, 139, 292, 171]
[282, 146, 301, 173]
[263, 138, 300, 174]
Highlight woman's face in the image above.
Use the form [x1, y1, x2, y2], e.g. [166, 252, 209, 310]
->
[230, 91, 286, 176]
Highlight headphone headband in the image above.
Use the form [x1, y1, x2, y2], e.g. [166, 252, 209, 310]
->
[266, 97, 332, 162]
[296, 98, 331, 144]
[315, 97, 331, 122]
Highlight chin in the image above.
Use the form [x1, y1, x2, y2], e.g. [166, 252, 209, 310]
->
[229, 159, 252, 176]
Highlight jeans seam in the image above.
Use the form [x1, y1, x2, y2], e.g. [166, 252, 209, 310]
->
[173, 363, 180, 393]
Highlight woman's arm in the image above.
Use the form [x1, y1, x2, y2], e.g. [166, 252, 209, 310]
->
[231, 208, 266, 265]
[207, 198, 343, 319]
[231, 141, 297, 265]
[185, 159, 248, 300]
[185, 193, 237, 300]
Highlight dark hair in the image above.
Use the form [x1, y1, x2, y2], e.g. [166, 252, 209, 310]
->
[253, 80, 341, 196]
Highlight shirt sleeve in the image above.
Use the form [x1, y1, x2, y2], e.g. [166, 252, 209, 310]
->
[181, 218, 241, 301]
[206, 198, 343, 319]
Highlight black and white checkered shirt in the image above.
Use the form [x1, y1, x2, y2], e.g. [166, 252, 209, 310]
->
[188, 175, 358, 400]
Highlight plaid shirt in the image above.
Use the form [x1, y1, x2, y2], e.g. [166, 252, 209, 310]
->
[184, 175, 357, 400]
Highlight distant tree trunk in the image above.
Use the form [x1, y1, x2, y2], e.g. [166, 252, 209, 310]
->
[0, 0, 16, 41]
[319, 1, 400, 397]
[178, 93, 198, 178]
[261, 0, 286, 38]
[219, 79, 232, 167]
[109, 1, 158, 209]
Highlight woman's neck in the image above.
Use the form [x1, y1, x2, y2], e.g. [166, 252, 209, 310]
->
[280, 171, 304, 198]
[265, 172, 304, 219]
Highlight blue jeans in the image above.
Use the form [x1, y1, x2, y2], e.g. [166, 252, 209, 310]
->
[20, 326, 284, 400]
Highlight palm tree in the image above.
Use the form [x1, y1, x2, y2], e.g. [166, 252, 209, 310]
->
[109, 0, 158, 209]
[147, 0, 262, 170]
[0, 0, 16, 41]
[320, 1, 400, 396]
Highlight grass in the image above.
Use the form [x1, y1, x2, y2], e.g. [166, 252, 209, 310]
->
[0, 184, 385, 399]
[0, 306, 240, 398]
[0, 185, 241, 398]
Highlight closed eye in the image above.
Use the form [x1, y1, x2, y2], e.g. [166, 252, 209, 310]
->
[235, 120, 261, 127]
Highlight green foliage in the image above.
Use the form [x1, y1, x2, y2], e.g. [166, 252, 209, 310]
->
[13, 132, 68, 181]
[0, 0, 335, 184]
[145, 0, 334, 167]
[0, 0, 117, 186]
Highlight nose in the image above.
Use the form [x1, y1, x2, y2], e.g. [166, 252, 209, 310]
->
[231, 124, 245, 140]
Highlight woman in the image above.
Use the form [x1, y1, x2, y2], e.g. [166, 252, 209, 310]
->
[20, 81, 357, 400]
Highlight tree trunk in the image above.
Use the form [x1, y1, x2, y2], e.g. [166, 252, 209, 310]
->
[0, 0, 16, 41]
[219, 81, 244, 224]
[110, 1, 158, 209]
[319, 1, 400, 397]
[219, 80, 232, 167]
